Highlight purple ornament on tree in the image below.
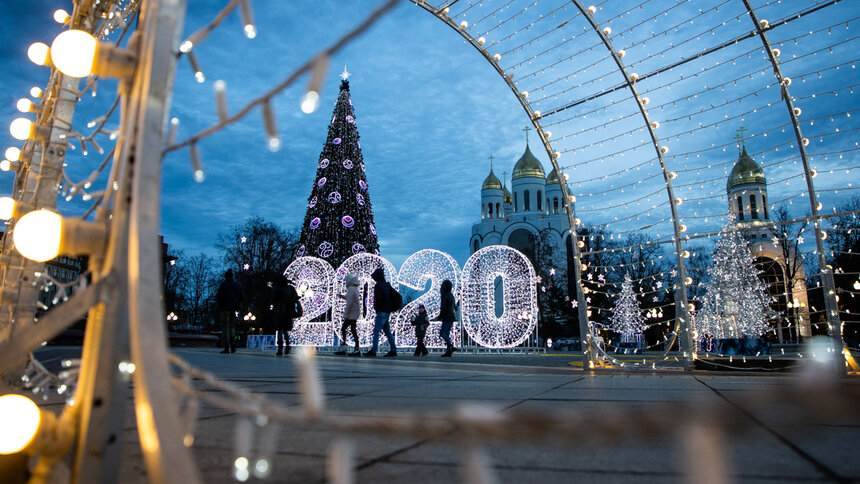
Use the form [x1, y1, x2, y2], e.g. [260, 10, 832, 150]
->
[359, 180, 367, 190]
[356, 193, 365, 206]
[346, 115, 355, 124]
[319, 158, 329, 169]
[343, 159, 353, 169]
[295, 245, 306, 258]
[328, 191, 341, 204]
[332, 138, 341, 145]
[352, 243, 365, 254]
[308, 196, 317, 208]
[360, 162, 365, 172]
[318, 242, 334, 258]
[342, 215, 355, 228]
[310, 217, 321, 230]
[369, 224, 376, 235]
[357, 141, 360, 149]
[318, 177, 327, 187]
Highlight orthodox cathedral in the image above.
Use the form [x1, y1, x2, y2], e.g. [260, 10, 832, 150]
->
[469, 137, 574, 264]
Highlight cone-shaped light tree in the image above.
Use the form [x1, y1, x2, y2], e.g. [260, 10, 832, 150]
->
[608, 273, 647, 344]
[695, 217, 772, 339]
[296, 71, 380, 269]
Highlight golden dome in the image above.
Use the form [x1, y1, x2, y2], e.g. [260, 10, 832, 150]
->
[512, 144, 545, 180]
[503, 185, 512, 203]
[727, 146, 766, 191]
[482, 169, 502, 190]
[545, 167, 559, 185]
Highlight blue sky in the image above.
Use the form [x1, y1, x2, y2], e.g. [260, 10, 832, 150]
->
[2, 0, 857, 273]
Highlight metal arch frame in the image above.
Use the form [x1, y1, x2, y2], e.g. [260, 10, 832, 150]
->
[410, 1, 594, 369]
[739, 0, 845, 374]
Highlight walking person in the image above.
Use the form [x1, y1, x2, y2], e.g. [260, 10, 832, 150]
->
[412, 304, 430, 357]
[216, 269, 244, 354]
[365, 267, 398, 357]
[271, 274, 301, 356]
[439, 279, 458, 357]
[335, 273, 362, 356]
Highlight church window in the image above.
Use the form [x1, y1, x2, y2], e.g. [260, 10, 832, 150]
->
[553, 198, 559, 214]
[496, 203, 500, 218]
[473, 240, 479, 253]
[524, 190, 531, 211]
[513, 193, 518, 212]
[750, 195, 758, 220]
[762, 194, 768, 219]
[488, 203, 493, 217]
[737, 196, 744, 221]
[537, 191, 542, 212]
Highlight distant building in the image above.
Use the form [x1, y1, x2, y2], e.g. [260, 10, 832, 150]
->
[469, 140, 574, 266]
[727, 143, 811, 340]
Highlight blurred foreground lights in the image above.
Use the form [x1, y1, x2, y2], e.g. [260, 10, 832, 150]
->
[300, 90, 320, 114]
[13, 209, 108, 262]
[30, 87, 43, 98]
[53, 9, 70, 24]
[233, 456, 250, 482]
[0, 197, 15, 220]
[5, 147, 21, 161]
[0, 160, 16, 171]
[10, 118, 47, 141]
[118, 361, 136, 375]
[16, 98, 38, 114]
[0, 394, 41, 454]
[50, 30, 136, 79]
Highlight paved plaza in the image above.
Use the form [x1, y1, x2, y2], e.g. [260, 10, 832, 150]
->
[26, 347, 860, 483]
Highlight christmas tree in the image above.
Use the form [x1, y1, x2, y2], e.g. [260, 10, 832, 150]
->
[608, 273, 646, 344]
[695, 217, 771, 339]
[295, 69, 380, 268]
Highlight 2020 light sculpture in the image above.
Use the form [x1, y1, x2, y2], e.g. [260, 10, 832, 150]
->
[460, 246, 538, 349]
[331, 252, 398, 348]
[284, 256, 336, 346]
[391, 249, 461, 349]
[279, 247, 536, 349]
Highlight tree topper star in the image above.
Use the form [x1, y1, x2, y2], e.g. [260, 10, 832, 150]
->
[340, 65, 351, 81]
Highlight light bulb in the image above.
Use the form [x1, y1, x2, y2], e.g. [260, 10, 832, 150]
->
[27, 43, 50, 66]
[533, 110, 541, 118]
[587, 6, 596, 14]
[13, 209, 62, 262]
[29, 87, 43, 98]
[0, 160, 13, 171]
[640, 97, 649, 105]
[493, 53, 501, 61]
[301, 91, 320, 114]
[0, 197, 15, 220]
[10, 118, 34, 141]
[521, 90, 529, 98]
[478, 36, 486, 45]
[53, 9, 70, 24]
[544, 130, 552, 138]
[0, 394, 41, 455]
[603, 27, 611, 35]
[51, 30, 98, 78]
[5, 147, 21, 161]
[16, 99, 34, 113]
[853, 280, 859, 290]
[630, 72, 640, 82]
[460, 20, 468, 29]
[661, 146, 670, 154]
[617, 49, 625, 57]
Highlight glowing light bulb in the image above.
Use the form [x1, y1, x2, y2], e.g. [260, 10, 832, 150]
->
[53, 9, 70, 24]
[682, 250, 690, 258]
[10, 118, 34, 141]
[668, 171, 677, 179]
[630, 72, 640, 82]
[460, 20, 468, 29]
[179, 40, 193, 53]
[793, 107, 802, 116]
[685, 277, 693, 285]
[602, 27, 611, 35]
[587, 6, 596, 14]
[521, 90, 529, 98]
[301, 91, 320, 114]
[0, 160, 13, 172]
[27, 43, 50, 66]
[640, 97, 649, 105]
[13, 209, 62, 262]
[478, 36, 486, 45]
[0, 197, 15, 220]
[651, 121, 660, 129]
[5, 147, 21, 161]
[617, 49, 625, 57]
[674, 198, 683, 205]
[554, 151, 561, 159]
[782, 77, 791, 86]
[16, 99, 34, 113]
[773, 48, 780, 57]
[244, 24, 257, 39]
[544, 130, 552, 138]
[853, 280, 860, 291]
[50, 30, 97, 78]
[30, 87, 43, 98]
[533, 110, 541, 118]
[493, 53, 501, 61]
[680, 224, 687, 232]
[0, 394, 41, 455]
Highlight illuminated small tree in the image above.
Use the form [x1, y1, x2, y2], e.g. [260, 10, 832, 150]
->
[696, 218, 771, 339]
[608, 273, 646, 344]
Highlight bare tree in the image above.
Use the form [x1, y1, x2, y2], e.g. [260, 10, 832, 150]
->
[184, 253, 217, 327]
[163, 249, 187, 324]
[768, 204, 809, 342]
[826, 196, 860, 347]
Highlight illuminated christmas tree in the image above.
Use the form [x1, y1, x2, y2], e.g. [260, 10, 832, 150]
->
[695, 218, 771, 339]
[295, 69, 379, 268]
[608, 273, 646, 344]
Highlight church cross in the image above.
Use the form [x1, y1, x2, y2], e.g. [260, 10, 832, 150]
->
[488, 154, 495, 170]
[522, 125, 531, 144]
[502, 170, 508, 187]
[735, 126, 748, 154]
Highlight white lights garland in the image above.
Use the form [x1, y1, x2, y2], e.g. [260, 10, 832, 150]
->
[284, 256, 336, 347]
